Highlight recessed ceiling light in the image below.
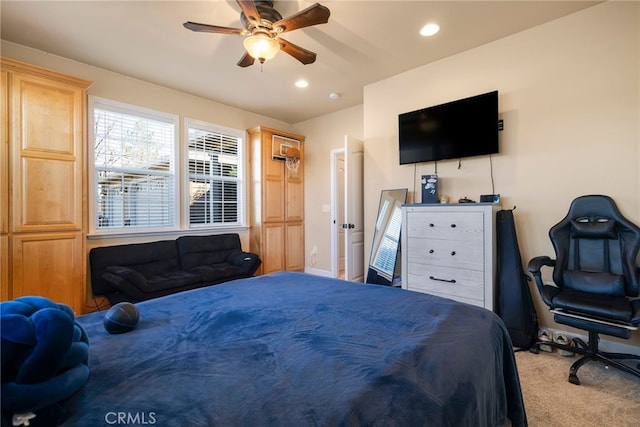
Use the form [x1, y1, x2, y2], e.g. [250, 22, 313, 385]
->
[328, 92, 340, 100]
[295, 79, 309, 88]
[420, 23, 440, 37]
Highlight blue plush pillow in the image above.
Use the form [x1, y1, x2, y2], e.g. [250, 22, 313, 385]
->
[1, 296, 90, 420]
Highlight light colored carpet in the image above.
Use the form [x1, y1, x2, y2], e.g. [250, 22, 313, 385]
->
[515, 350, 640, 426]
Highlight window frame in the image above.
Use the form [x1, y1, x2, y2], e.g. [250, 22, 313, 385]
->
[183, 118, 247, 230]
[88, 96, 180, 236]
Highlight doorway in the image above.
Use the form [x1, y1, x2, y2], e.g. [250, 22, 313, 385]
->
[330, 136, 364, 281]
[332, 152, 345, 278]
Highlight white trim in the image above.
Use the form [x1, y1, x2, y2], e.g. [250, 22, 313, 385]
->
[305, 267, 334, 278]
[86, 226, 249, 240]
[330, 147, 345, 279]
[88, 96, 179, 235]
[183, 117, 247, 229]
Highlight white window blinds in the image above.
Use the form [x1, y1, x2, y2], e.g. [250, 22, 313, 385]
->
[92, 99, 177, 232]
[187, 121, 243, 227]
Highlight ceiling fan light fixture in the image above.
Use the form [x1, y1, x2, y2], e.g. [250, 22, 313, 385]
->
[243, 33, 281, 63]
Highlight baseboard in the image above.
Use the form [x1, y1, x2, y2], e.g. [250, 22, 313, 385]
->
[304, 267, 333, 278]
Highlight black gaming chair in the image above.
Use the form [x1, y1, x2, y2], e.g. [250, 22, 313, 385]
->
[527, 195, 640, 385]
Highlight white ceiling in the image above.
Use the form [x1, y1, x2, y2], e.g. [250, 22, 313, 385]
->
[1, 0, 600, 123]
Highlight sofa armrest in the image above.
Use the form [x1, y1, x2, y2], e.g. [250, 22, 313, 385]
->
[103, 266, 148, 291]
[228, 251, 261, 276]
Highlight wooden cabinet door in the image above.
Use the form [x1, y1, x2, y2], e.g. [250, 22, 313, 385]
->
[1, 70, 8, 300]
[285, 222, 305, 271]
[11, 232, 84, 313]
[1, 70, 8, 235]
[1, 235, 8, 301]
[262, 223, 285, 274]
[263, 177, 284, 222]
[285, 177, 304, 222]
[1, 58, 90, 312]
[10, 71, 84, 233]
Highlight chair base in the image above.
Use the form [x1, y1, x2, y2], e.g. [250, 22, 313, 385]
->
[536, 330, 640, 385]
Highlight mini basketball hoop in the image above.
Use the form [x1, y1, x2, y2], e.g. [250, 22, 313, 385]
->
[284, 147, 300, 174]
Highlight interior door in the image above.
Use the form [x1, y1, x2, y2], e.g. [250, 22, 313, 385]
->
[344, 135, 364, 281]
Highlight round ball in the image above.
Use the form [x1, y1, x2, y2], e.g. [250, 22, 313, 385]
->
[103, 302, 139, 334]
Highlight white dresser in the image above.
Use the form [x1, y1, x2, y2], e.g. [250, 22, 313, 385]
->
[401, 203, 500, 311]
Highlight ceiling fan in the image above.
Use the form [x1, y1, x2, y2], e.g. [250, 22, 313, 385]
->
[183, 1, 330, 67]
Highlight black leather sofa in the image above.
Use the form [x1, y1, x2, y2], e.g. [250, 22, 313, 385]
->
[89, 234, 261, 304]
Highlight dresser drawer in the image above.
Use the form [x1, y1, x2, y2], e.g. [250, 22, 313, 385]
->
[405, 211, 484, 241]
[406, 237, 484, 271]
[406, 265, 485, 303]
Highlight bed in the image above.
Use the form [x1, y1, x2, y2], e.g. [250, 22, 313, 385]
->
[65, 272, 527, 426]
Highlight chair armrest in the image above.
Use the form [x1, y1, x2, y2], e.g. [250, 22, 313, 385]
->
[527, 256, 558, 307]
[228, 251, 262, 276]
[527, 256, 554, 275]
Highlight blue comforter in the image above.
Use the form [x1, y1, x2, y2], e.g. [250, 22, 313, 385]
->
[65, 272, 526, 426]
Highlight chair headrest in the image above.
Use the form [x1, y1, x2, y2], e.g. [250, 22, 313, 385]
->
[570, 217, 617, 239]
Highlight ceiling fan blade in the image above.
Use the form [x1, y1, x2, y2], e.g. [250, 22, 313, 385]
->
[237, 52, 256, 68]
[273, 3, 330, 33]
[236, 0, 261, 23]
[183, 21, 245, 35]
[278, 38, 317, 65]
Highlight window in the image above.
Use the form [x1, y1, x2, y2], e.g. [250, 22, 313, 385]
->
[186, 119, 244, 227]
[89, 98, 247, 236]
[90, 97, 178, 233]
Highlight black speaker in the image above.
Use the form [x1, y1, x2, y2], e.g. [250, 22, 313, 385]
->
[421, 174, 438, 204]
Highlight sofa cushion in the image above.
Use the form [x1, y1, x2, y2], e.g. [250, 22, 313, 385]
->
[104, 266, 147, 289]
[176, 234, 243, 270]
[90, 240, 180, 296]
[104, 267, 201, 293]
[189, 265, 248, 282]
[144, 271, 203, 292]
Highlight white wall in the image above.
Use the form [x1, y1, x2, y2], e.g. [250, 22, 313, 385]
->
[294, 104, 363, 275]
[362, 1, 639, 348]
[295, 1, 639, 350]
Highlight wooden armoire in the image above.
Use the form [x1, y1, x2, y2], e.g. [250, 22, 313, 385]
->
[1, 58, 90, 314]
[248, 126, 305, 274]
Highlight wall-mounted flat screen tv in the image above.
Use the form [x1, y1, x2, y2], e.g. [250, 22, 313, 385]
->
[398, 90, 499, 165]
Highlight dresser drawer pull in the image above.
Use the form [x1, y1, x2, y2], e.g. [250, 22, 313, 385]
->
[450, 223, 456, 228]
[450, 251, 456, 256]
[429, 223, 434, 227]
[429, 249, 434, 253]
[429, 276, 456, 284]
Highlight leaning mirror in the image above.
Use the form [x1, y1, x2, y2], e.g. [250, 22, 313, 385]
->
[366, 188, 408, 286]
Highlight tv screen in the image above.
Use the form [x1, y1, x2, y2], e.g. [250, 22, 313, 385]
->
[398, 90, 499, 165]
